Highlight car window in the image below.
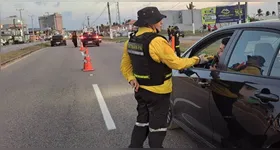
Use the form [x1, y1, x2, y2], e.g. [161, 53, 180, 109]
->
[270, 49, 280, 77]
[227, 30, 280, 76]
[191, 33, 233, 57]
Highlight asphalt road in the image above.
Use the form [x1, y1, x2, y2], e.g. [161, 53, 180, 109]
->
[1, 41, 47, 54]
[0, 41, 199, 148]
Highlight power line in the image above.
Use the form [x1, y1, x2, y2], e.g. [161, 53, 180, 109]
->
[170, 2, 181, 9]
[91, 5, 107, 25]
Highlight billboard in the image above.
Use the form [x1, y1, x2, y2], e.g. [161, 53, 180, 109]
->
[201, 7, 217, 25]
[216, 5, 246, 23]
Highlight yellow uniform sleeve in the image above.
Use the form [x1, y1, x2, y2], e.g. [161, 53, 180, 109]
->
[149, 37, 200, 70]
[120, 40, 136, 82]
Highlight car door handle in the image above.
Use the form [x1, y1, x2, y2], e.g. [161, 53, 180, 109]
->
[255, 88, 279, 103]
[198, 81, 210, 88]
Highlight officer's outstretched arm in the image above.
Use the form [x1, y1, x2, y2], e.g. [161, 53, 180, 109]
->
[120, 40, 136, 82]
[150, 37, 200, 70]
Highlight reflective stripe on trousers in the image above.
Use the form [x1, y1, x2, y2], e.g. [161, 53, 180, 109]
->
[135, 122, 149, 127]
[149, 127, 167, 132]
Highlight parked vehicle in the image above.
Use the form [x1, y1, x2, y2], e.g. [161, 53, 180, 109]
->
[168, 20, 280, 148]
[50, 34, 67, 47]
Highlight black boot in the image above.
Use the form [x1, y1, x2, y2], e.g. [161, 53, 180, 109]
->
[148, 131, 167, 148]
[128, 126, 149, 148]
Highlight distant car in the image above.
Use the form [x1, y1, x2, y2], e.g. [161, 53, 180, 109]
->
[168, 20, 280, 148]
[50, 34, 67, 47]
[80, 32, 100, 47]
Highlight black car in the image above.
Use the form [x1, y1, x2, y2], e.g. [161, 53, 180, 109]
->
[168, 20, 280, 148]
[80, 32, 100, 47]
[50, 35, 67, 47]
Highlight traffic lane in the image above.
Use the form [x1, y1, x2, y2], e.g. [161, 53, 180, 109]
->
[85, 42, 199, 148]
[0, 41, 115, 148]
[1, 41, 47, 54]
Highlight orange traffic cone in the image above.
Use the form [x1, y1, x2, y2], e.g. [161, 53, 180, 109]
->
[80, 42, 85, 51]
[83, 48, 95, 72]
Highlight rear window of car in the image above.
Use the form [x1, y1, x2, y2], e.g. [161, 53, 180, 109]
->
[52, 35, 63, 39]
[83, 32, 97, 37]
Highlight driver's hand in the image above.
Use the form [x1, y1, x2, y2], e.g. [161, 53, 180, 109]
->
[198, 54, 214, 64]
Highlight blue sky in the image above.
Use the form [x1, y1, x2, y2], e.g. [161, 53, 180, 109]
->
[0, 1, 279, 30]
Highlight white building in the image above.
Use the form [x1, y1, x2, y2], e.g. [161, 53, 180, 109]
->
[160, 9, 203, 31]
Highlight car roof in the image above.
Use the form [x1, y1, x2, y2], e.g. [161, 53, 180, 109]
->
[221, 20, 280, 31]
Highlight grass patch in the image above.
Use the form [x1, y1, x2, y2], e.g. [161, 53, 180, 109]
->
[1, 42, 50, 65]
[179, 39, 220, 55]
[161, 30, 210, 37]
[179, 40, 197, 52]
[103, 36, 129, 43]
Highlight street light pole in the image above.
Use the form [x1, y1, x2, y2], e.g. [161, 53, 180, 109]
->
[190, 2, 195, 34]
[29, 15, 35, 36]
[107, 2, 113, 39]
[16, 8, 25, 39]
[238, 2, 241, 24]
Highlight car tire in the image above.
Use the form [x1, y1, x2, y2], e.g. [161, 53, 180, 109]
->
[167, 101, 180, 130]
[96, 42, 100, 46]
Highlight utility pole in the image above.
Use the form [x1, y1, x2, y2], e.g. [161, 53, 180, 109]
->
[16, 8, 25, 39]
[116, 2, 121, 25]
[238, 2, 241, 24]
[29, 15, 35, 36]
[245, 2, 248, 23]
[107, 2, 113, 39]
[190, 2, 195, 34]
[87, 16, 90, 28]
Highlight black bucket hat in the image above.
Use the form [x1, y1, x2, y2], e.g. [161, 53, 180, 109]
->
[134, 7, 166, 27]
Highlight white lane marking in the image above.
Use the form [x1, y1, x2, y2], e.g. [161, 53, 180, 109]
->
[174, 98, 202, 109]
[92, 84, 116, 130]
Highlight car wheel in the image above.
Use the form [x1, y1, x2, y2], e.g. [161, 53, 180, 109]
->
[96, 42, 100, 46]
[167, 101, 179, 130]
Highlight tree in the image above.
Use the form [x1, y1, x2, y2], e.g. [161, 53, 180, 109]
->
[249, 16, 260, 22]
[265, 11, 270, 16]
[186, 2, 195, 10]
[256, 8, 263, 17]
[272, 11, 276, 16]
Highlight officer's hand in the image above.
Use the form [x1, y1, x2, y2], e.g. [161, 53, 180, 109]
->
[198, 54, 213, 64]
[129, 79, 139, 92]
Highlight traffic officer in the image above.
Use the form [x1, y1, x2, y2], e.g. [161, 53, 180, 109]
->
[172, 26, 182, 57]
[120, 6, 209, 148]
[167, 26, 171, 41]
[72, 31, 78, 47]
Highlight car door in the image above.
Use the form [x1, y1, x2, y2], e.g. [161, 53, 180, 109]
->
[209, 29, 280, 148]
[171, 29, 239, 146]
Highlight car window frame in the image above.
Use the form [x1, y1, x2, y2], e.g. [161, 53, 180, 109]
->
[220, 28, 280, 79]
[181, 29, 240, 73]
[269, 44, 280, 79]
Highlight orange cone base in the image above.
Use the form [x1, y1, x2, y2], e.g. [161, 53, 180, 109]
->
[83, 63, 95, 72]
